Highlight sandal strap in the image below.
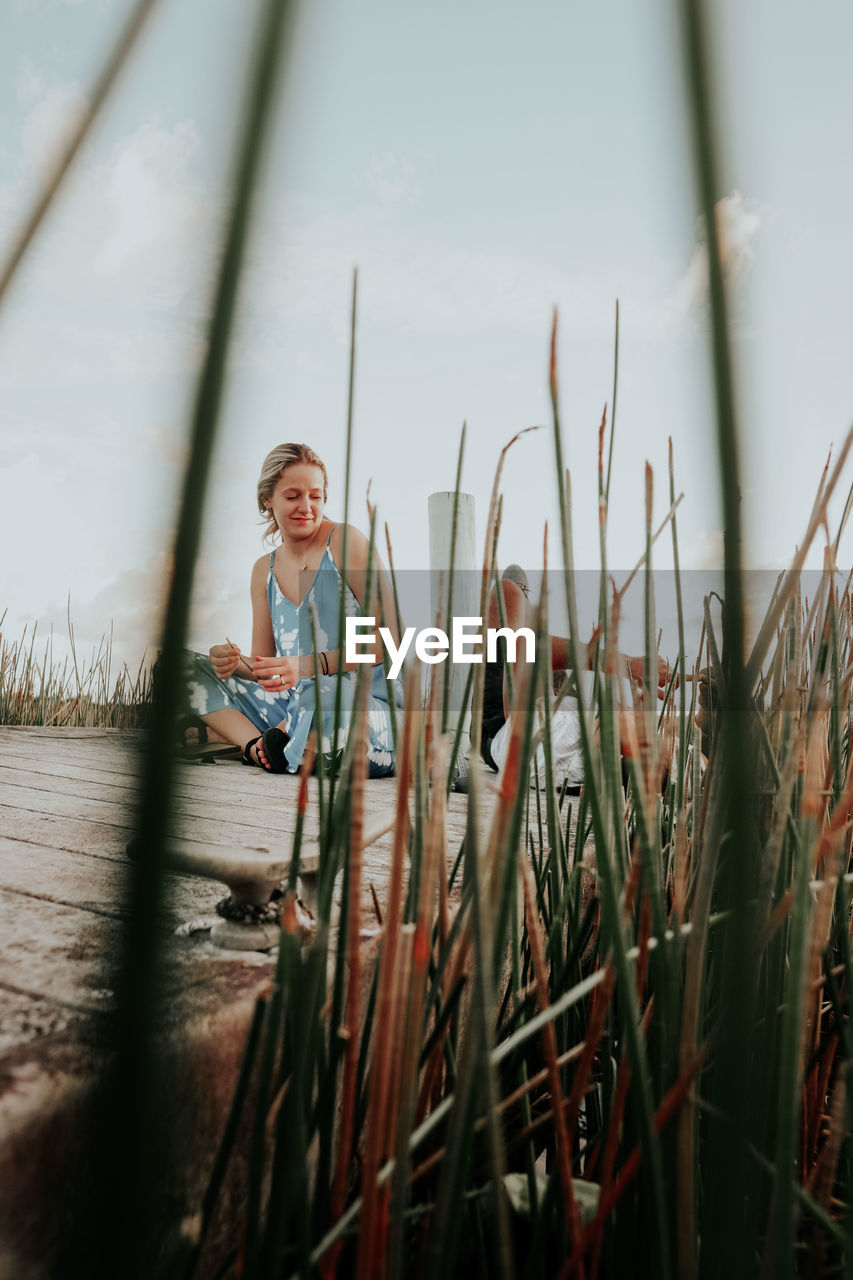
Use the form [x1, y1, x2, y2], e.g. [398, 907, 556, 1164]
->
[241, 731, 288, 773]
[176, 713, 209, 748]
[241, 735, 264, 768]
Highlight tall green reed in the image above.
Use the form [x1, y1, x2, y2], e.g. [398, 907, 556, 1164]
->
[107, 1, 297, 1272]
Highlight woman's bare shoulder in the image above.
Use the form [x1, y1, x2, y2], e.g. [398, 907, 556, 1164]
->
[251, 552, 272, 585]
[329, 523, 369, 566]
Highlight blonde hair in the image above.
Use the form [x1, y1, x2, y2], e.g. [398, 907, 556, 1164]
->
[257, 443, 328, 542]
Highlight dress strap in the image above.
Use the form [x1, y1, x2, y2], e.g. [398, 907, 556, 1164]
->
[325, 523, 340, 547]
[268, 549, 276, 570]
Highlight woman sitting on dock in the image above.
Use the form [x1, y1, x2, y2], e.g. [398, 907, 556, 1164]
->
[185, 442, 401, 775]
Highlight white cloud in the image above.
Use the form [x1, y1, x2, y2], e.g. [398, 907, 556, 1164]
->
[32, 550, 245, 672]
[0, 83, 245, 674]
[717, 191, 762, 283]
[19, 82, 87, 171]
[44, 552, 172, 664]
[0, 105, 215, 388]
[365, 152, 420, 206]
[684, 528, 724, 571]
[94, 118, 206, 279]
[16, 58, 45, 105]
[230, 188, 678, 375]
[677, 190, 762, 310]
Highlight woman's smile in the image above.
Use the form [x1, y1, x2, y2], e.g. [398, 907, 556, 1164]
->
[265, 462, 327, 538]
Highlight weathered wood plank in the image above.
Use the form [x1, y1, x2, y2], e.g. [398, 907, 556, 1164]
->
[0, 884, 279, 1015]
[0, 984, 84, 1053]
[0, 813, 323, 918]
[0, 832, 120, 906]
[0, 728, 129, 742]
[0, 727, 495, 1007]
[1, 810, 134, 860]
[0, 727, 480, 817]
[1, 733, 289, 789]
[0, 837, 228, 924]
[0, 732, 126, 742]
[0, 759, 392, 833]
[0, 745, 318, 812]
[0, 764, 480, 860]
[0, 886, 127, 1010]
[0, 784, 305, 851]
[0, 730, 400, 796]
[0, 763, 310, 836]
[0, 726, 502, 1280]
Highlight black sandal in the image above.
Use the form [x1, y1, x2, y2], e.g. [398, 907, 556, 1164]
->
[176, 714, 241, 763]
[241, 727, 290, 774]
[176, 713, 208, 748]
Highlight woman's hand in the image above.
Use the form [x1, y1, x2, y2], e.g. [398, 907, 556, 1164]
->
[209, 641, 242, 679]
[252, 655, 305, 691]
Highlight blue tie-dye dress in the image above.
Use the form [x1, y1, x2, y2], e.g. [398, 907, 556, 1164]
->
[186, 530, 400, 776]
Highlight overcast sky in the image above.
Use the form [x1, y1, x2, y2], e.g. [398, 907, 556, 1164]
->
[1, 0, 852, 672]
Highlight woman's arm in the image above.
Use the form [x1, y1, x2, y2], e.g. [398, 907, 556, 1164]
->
[550, 636, 671, 687]
[244, 531, 398, 688]
[250, 555, 276, 658]
[326, 524, 398, 672]
[207, 559, 275, 681]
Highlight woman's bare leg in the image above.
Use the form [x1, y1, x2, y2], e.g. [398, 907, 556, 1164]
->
[202, 709, 261, 750]
[202, 709, 288, 769]
[486, 579, 532, 719]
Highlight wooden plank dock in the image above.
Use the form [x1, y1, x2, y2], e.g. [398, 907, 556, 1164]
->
[0, 726, 494, 1278]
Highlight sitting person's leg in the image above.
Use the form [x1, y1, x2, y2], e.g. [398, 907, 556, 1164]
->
[488, 569, 532, 720]
[489, 695, 584, 790]
[481, 566, 532, 770]
[202, 708, 285, 770]
[484, 565, 585, 788]
[185, 652, 290, 770]
[191, 659, 397, 777]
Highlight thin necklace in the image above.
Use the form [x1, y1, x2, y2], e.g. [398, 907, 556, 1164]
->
[289, 521, 323, 572]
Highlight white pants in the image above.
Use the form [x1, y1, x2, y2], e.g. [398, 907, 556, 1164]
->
[490, 696, 584, 789]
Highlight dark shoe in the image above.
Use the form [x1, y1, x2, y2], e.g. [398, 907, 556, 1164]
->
[176, 713, 207, 748]
[176, 714, 241, 763]
[241, 727, 290, 773]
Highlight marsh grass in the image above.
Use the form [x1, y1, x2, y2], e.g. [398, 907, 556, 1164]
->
[0, 610, 152, 727]
[174, 427, 853, 1280]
